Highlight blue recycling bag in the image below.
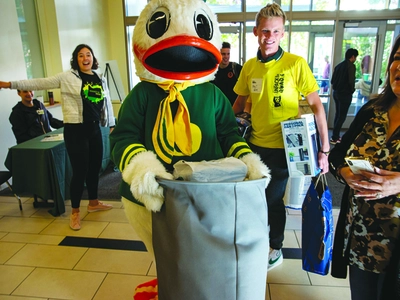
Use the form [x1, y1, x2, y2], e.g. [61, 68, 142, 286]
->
[302, 174, 334, 275]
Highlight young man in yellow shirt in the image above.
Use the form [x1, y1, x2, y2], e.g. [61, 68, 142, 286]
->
[233, 2, 329, 270]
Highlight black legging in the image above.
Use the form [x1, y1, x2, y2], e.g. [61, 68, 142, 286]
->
[349, 264, 385, 300]
[64, 122, 103, 208]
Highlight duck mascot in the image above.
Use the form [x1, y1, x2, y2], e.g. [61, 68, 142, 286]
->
[110, 0, 271, 299]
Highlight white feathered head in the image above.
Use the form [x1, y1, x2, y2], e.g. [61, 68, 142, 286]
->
[132, 0, 222, 84]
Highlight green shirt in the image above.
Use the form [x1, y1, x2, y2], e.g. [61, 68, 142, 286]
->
[110, 81, 252, 203]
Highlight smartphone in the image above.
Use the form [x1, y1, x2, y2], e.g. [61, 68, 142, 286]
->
[345, 157, 375, 175]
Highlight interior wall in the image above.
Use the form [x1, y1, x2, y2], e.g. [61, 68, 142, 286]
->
[55, 0, 126, 111]
[0, 0, 128, 171]
[0, 1, 28, 171]
[106, 0, 129, 103]
[55, 0, 111, 72]
[53, 0, 128, 102]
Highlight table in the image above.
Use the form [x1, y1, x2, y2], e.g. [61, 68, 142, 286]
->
[5, 127, 110, 216]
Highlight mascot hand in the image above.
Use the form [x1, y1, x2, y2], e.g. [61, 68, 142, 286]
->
[240, 153, 271, 187]
[122, 151, 173, 212]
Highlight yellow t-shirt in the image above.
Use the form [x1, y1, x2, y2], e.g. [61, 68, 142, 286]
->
[234, 51, 319, 148]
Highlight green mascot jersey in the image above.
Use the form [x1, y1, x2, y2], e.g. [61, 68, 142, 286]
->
[110, 81, 252, 204]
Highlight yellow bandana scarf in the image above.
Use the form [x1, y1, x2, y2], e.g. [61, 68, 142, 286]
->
[143, 79, 194, 164]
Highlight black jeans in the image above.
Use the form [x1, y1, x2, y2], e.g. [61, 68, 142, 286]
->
[332, 90, 353, 140]
[64, 122, 103, 209]
[349, 265, 385, 300]
[248, 144, 289, 250]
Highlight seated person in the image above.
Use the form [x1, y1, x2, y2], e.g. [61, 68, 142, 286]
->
[9, 90, 63, 144]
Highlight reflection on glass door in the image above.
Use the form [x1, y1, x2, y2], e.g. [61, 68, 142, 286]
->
[332, 21, 387, 128]
[344, 26, 378, 116]
[289, 21, 334, 119]
[311, 35, 333, 117]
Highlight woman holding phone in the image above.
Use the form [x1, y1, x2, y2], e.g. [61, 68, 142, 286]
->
[329, 35, 400, 300]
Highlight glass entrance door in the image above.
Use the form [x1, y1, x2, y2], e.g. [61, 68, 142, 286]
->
[328, 20, 387, 128]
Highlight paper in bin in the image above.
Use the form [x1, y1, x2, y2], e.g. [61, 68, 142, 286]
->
[173, 157, 247, 182]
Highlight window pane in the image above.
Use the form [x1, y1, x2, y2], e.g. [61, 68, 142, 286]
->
[15, 0, 45, 100]
[341, 26, 379, 115]
[289, 20, 334, 104]
[292, 0, 337, 11]
[207, 0, 242, 13]
[314, 36, 333, 95]
[125, 0, 147, 16]
[245, 34, 258, 62]
[380, 30, 395, 86]
[340, 0, 387, 10]
[281, 25, 289, 51]
[245, 21, 258, 61]
[389, 0, 400, 9]
[15, 0, 44, 80]
[290, 31, 309, 61]
[219, 23, 242, 64]
[246, 0, 290, 12]
[311, 20, 335, 26]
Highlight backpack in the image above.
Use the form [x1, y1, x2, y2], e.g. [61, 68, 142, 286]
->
[231, 62, 239, 78]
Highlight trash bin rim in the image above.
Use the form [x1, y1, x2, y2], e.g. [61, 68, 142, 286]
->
[156, 177, 268, 186]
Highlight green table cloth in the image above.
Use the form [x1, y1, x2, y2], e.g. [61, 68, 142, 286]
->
[5, 127, 110, 216]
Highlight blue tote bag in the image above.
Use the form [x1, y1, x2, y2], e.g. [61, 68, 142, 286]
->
[302, 174, 334, 275]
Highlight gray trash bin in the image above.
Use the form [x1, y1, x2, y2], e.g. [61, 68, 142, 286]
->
[153, 178, 269, 300]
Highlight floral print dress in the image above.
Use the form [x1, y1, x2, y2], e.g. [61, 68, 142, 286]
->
[344, 109, 400, 273]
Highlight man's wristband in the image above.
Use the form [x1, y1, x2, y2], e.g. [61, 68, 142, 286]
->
[319, 150, 330, 156]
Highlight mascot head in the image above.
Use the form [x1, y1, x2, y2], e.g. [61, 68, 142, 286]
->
[133, 0, 222, 84]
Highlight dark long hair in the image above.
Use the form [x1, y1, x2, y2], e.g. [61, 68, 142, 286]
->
[372, 35, 400, 111]
[70, 44, 99, 71]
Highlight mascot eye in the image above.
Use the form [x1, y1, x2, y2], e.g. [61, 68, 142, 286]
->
[146, 6, 171, 39]
[193, 9, 213, 41]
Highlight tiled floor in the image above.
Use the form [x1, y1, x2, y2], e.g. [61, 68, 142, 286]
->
[0, 194, 351, 300]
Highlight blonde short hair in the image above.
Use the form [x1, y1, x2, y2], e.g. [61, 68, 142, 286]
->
[255, 3, 286, 27]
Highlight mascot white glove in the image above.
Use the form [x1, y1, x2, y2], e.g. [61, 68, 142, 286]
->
[240, 152, 272, 187]
[122, 151, 174, 212]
